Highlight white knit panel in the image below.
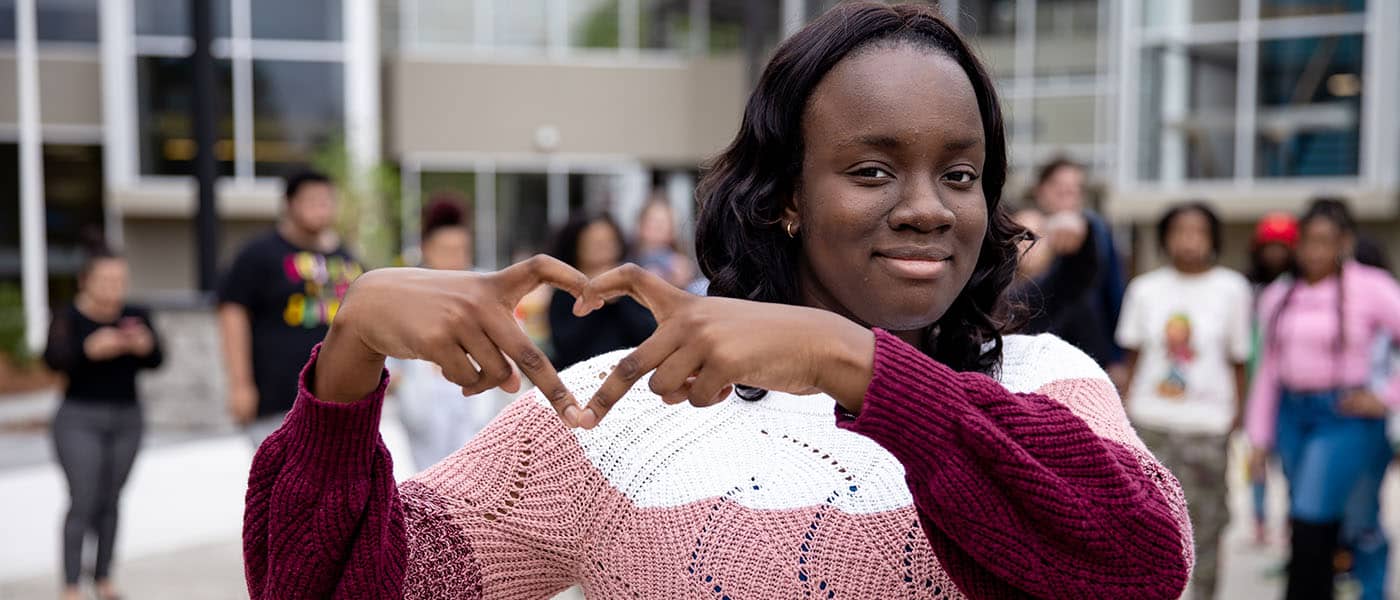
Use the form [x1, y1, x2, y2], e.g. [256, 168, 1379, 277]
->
[540, 350, 916, 513]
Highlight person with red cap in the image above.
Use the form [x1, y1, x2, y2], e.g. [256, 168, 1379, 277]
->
[1250, 211, 1299, 287]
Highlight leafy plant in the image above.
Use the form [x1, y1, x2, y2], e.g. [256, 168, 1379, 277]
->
[0, 282, 33, 368]
[313, 136, 403, 268]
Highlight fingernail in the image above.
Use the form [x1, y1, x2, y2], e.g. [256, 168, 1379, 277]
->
[580, 408, 599, 430]
[563, 405, 581, 427]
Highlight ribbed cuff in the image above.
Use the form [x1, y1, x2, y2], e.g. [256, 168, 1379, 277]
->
[834, 329, 963, 478]
[279, 343, 391, 480]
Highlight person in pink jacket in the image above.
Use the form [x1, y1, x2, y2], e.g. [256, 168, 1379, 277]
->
[241, 3, 1192, 598]
[1246, 199, 1400, 599]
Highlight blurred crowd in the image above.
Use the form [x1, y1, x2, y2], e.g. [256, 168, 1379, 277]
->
[30, 157, 1400, 599]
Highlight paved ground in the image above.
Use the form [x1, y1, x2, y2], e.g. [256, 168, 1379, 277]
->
[0, 394, 1394, 599]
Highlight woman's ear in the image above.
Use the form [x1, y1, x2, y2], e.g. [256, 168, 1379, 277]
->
[781, 190, 801, 230]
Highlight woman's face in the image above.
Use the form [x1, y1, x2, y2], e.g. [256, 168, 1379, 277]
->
[577, 221, 624, 276]
[791, 44, 988, 334]
[1165, 209, 1213, 270]
[638, 203, 675, 251]
[1296, 218, 1346, 281]
[82, 258, 129, 307]
[422, 226, 472, 271]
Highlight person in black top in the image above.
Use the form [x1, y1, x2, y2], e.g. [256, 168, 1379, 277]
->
[547, 214, 656, 370]
[217, 170, 363, 444]
[43, 250, 163, 600]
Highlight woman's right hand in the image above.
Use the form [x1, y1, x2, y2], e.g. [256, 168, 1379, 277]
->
[315, 255, 590, 425]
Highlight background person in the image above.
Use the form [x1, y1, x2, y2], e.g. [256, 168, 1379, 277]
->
[43, 250, 164, 600]
[217, 170, 364, 444]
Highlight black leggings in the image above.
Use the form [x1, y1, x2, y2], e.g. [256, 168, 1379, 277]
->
[51, 401, 143, 586]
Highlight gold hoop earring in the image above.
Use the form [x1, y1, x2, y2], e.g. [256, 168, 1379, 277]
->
[786, 221, 798, 238]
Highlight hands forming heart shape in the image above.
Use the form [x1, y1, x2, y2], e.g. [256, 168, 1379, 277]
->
[315, 255, 876, 430]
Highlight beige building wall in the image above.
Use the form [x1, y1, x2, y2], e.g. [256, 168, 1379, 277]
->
[390, 57, 747, 164]
[0, 53, 104, 127]
[123, 218, 274, 295]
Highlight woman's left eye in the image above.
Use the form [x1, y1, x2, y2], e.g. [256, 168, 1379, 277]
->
[944, 171, 979, 185]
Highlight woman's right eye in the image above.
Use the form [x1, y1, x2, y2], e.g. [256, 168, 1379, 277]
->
[849, 166, 894, 180]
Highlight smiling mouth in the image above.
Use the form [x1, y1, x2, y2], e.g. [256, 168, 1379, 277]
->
[874, 253, 952, 280]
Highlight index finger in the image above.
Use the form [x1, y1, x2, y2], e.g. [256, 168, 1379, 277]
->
[497, 254, 589, 303]
[481, 315, 582, 427]
[577, 263, 686, 319]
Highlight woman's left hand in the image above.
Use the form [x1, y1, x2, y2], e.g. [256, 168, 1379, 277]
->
[572, 264, 875, 429]
[1338, 389, 1389, 418]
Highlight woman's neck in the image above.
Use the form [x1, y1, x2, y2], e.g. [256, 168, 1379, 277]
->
[75, 294, 120, 323]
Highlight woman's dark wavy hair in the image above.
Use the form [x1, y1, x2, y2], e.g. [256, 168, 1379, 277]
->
[694, 2, 1022, 374]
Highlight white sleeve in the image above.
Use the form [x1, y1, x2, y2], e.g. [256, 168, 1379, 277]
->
[1115, 279, 1146, 351]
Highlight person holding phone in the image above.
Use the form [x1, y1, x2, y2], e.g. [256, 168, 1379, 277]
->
[43, 249, 164, 600]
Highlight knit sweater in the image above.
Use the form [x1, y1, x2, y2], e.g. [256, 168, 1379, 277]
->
[243, 329, 1192, 599]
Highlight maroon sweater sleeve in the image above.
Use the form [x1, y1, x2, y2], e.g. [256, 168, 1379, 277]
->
[242, 344, 408, 599]
[836, 330, 1191, 599]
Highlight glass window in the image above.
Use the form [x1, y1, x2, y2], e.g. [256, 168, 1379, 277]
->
[567, 172, 622, 217]
[136, 56, 236, 176]
[1036, 0, 1097, 36]
[706, 1, 749, 53]
[494, 172, 549, 268]
[1034, 95, 1097, 145]
[494, 0, 547, 49]
[1138, 43, 1239, 180]
[804, 0, 843, 21]
[958, 0, 1017, 37]
[570, 0, 620, 49]
[36, 0, 98, 42]
[0, 145, 17, 262]
[1034, 35, 1101, 77]
[41, 144, 104, 249]
[412, 0, 475, 46]
[251, 60, 345, 177]
[1141, 0, 1240, 27]
[134, 0, 232, 38]
[251, 0, 342, 41]
[1255, 34, 1362, 177]
[0, 1, 11, 40]
[640, 0, 692, 51]
[1260, 0, 1365, 19]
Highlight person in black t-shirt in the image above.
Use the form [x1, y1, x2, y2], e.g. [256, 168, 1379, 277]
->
[547, 214, 656, 370]
[44, 250, 163, 600]
[217, 170, 363, 444]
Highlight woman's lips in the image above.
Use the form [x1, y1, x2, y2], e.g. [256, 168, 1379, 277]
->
[874, 254, 951, 280]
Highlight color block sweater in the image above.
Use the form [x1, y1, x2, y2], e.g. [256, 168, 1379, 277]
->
[243, 330, 1192, 599]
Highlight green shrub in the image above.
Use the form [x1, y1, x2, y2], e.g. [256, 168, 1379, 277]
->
[0, 283, 33, 367]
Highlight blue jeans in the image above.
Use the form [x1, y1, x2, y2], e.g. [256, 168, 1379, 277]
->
[1275, 389, 1391, 599]
[1340, 445, 1392, 600]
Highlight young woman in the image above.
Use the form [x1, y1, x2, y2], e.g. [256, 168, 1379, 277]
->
[1116, 202, 1252, 600]
[1246, 200, 1400, 600]
[242, 4, 1191, 598]
[547, 214, 656, 370]
[43, 251, 164, 600]
[390, 198, 516, 471]
[632, 197, 698, 289]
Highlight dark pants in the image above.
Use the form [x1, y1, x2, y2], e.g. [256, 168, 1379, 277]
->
[51, 401, 143, 586]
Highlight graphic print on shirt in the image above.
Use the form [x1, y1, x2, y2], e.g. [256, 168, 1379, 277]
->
[1157, 313, 1195, 399]
[281, 252, 363, 328]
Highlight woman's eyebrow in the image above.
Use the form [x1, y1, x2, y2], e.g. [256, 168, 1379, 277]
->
[944, 137, 982, 152]
[837, 134, 902, 150]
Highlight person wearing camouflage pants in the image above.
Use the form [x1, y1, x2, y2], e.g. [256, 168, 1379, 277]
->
[1138, 428, 1231, 600]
